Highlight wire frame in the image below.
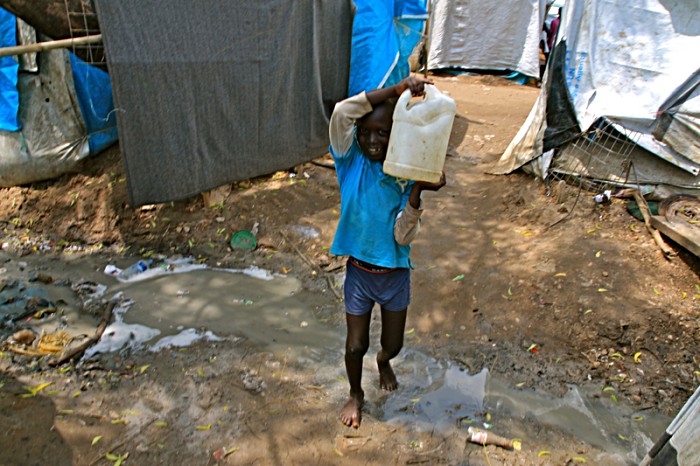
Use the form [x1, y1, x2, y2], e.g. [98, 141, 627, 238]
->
[63, 0, 105, 67]
[548, 119, 642, 198]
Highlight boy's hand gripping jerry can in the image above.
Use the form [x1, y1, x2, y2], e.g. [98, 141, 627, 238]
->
[383, 84, 456, 183]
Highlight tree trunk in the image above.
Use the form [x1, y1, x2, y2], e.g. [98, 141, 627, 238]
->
[0, 0, 105, 67]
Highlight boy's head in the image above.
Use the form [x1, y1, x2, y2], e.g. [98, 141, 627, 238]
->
[356, 99, 396, 162]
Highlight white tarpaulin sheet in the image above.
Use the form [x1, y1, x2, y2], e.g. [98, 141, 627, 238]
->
[563, 0, 700, 133]
[427, 0, 547, 78]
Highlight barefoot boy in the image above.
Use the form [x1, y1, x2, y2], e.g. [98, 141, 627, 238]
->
[328, 75, 446, 428]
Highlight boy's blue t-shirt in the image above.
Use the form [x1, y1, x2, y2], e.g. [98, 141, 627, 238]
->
[330, 140, 414, 269]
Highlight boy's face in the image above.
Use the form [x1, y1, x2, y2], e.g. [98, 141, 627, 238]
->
[357, 104, 393, 162]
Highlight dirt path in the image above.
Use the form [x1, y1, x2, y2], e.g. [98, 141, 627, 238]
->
[1, 74, 698, 465]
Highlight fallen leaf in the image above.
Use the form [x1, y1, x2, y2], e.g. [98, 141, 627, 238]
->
[516, 382, 525, 387]
[71, 391, 81, 398]
[111, 419, 128, 424]
[653, 287, 661, 295]
[153, 421, 167, 427]
[634, 352, 642, 363]
[572, 457, 587, 463]
[21, 382, 53, 398]
[92, 435, 102, 446]
[598, 288, 607, 292]
[452, 274, 465, 281]
[195, 424, 212, 431]
[595, 251, 601, 258]
[611, 395, 618, 403]
[507, 287, 512, 296]
[554, 272, 567, 277]
[538, 451, 551, 457]
[618, 433, 626, 440]
[610, 353, 624, 359]
[405, 328, 415, 335]
[584, 309, 593, 315]
[527, 344, 537, 352]
[213, 446, 240, 460]
[632, 416, 645, 422]
[602, 386, 616, 392]
[682, 291, 687, 299]
[139, 364, 150, 374]
[410, 398, 421, 403]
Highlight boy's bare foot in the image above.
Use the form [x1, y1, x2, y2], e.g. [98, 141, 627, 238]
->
[378, 360, 398, 391]
[339, 391, 364, 429]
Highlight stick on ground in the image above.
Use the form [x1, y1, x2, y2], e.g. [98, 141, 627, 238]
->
[48, 301, 116, 367]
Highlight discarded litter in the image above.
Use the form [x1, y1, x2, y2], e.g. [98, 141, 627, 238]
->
[594, 190, 612, 204]
[466, 426, 521, 451]
[230, 230, 257, 250]
[117, 259, 154, 281]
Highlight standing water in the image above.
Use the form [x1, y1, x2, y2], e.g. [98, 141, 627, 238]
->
[0, 252, 667, 464]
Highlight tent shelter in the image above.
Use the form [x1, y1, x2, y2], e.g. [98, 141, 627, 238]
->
[426, 0, 548, 79]
[492, 0, 700, 196]
[0, 8, 117, 187]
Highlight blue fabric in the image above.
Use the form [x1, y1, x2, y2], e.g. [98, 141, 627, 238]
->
[344, 263, 410, 314]
[330, 140, 414, 269]
[0, 7, 19, 132]
[348, 0, 427, 95]
[69, 53, 118, 154]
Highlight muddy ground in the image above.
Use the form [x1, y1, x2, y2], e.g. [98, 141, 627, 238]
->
[0, 74, 698, 465]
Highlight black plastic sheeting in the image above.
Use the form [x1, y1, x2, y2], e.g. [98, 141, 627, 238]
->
[95, 0, 353, 206]
[542, 41, 580, 153]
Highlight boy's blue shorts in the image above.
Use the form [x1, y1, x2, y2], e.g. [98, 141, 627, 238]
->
[344, 260, 410, 315]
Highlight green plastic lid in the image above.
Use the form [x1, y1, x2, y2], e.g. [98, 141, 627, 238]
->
[230, 230, 257, 250]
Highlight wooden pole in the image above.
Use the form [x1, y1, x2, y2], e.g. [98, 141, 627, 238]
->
[0, 34, 102, 58]
[423, 0, 431, 77]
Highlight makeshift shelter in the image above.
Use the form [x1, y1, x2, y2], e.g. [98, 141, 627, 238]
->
[426, 0, 548, 79]
[491, 0, 700, 196]
[0, 8, 117, 187]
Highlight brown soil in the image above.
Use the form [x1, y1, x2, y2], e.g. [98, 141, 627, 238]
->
[1, 74, 698, 465]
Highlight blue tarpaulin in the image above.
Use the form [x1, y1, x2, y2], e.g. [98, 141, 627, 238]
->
[348, 0, 427, 95]
[0, 7, 19, 131]
[69, 53, 118, 154]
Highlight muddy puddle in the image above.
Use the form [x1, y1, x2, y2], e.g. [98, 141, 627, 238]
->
[0, 252, 667, 464]
[377, 354, 669, 464]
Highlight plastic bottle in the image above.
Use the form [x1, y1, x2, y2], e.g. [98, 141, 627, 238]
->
[383, 84, 457, 183]
[118, 259, 153, 281]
